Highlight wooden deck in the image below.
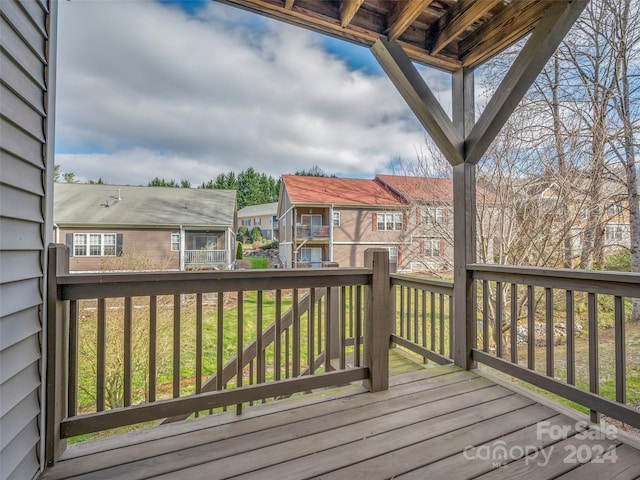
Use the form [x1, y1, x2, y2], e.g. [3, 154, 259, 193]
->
[43, 351, 640, 480]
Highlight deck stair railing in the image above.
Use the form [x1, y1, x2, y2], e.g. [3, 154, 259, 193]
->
[46, 245, 391, 464]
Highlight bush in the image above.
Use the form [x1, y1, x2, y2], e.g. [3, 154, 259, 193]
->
[260, 240, 278, 250]
[604, 249, 631, 272]
[250, 226, 263, 243]
[237, 226, 249, 243]
[236, 242, 243, 260]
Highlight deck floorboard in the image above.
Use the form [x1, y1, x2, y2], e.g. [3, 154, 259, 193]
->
[42, 350, 640, 480]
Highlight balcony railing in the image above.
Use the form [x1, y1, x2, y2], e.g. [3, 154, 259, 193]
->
[184, 249, 227, 266]
[469, 264, 640, 426]
[46, 244, 640, 466]
[46, 245, 390, 463]
[296, 224, 330, 239]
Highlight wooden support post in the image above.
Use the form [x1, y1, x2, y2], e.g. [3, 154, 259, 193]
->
[452, 67, 476, 370]
[364, 249, 391, 392]
[45, 244, 69, 466]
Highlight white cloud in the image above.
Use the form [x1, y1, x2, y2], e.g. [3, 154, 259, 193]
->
[55, 0, 440, 185]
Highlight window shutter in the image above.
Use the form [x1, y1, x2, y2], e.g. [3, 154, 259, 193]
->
[403, 213, 407, 231]
[419, 240, 424, 255]
[397, 249, 402, 265]
[66, 233, 74, 257]
[440, 239, 445, 257]
[416, 207, 421, 225]
[116, 234, 124, 256]
[372, 213, 377, 231]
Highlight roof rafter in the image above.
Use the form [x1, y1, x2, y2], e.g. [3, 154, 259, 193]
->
[285, 0, 295, 10]
[426, 0, 502, 56]
[339, 0, 365, 28]
[459, 0, 551, 67]
[465, 0, 589, 164]
[385, 0, 434, 41]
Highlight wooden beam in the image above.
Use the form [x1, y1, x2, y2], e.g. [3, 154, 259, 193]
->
[459, 0, 551, 67]
[284, 0, 295, 10]
[386, 0, 434, 41]
[339, 0, 364, 28]
[427, 0, 501, 56]
[464, 0, 588, 164]
[371, 38, 464, 165]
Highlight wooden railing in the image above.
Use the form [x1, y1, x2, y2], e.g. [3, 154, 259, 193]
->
[390, 274, 454, 365]
[47, 245, 391, 462]
[469, 264, 640, 429]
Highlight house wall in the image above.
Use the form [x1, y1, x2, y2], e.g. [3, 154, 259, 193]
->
[58, 228, 179, 272]
[0, 1, 55, 478]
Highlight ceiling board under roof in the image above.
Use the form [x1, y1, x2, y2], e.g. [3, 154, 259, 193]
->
[215, 0, 556, 71]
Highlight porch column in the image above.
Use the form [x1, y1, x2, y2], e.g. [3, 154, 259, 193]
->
[179, 227, 185, 271]
[452, 68, 477, 370]
[329, 204, 334, 262]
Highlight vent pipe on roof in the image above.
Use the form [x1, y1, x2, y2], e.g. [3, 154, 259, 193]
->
[117, 189, 122, 201]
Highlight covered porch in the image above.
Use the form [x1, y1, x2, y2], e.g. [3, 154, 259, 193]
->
[42, 246, 640, 478]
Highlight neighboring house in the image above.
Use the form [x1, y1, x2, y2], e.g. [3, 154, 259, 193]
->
[278, 175, 408, 269]
[535, 179, 632, 266]
[237, 202, 278, 240]
[54, 184, 237, 272]
[376, 175, 456, 272]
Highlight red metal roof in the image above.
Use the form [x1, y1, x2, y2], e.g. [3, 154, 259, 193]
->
[282, 175, 405, 206]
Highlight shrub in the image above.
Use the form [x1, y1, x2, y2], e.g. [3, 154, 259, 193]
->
[236, 242, 243, 260]
[260, 240, 278, 250]
[604, 249, 631, 272]
[237, 226, 249, 243]
[250, 226, 263, 243]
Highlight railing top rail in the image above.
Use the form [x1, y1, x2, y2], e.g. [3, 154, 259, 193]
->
[468, 263, 640, 297]
[57, 268, 372, 300]
[390, 273, 454, 294]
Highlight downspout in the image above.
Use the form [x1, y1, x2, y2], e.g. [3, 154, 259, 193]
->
[179, 226, 185, 271]
[54, 224, 59, 243]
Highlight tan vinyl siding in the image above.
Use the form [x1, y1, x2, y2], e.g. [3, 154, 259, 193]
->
[59, 228, 180, 272]
[0, 0, 53, 478]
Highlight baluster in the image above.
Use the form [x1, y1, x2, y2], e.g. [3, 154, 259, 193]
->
[588, 292, 599, 423]
[566, 290, 575, 385]
[545, 288, 553, 377]
[173, 295, 181, 399]
[237, 291, 243, 414]
[614, 295, 626, 404]
[68, 300, 79, 417]
[97, 299, 106, 412]
[510, 284, 517, 364]
[124, 297, 132, 407]
[149, 296, 157, 403]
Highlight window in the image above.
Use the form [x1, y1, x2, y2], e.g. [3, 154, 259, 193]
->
[253, 218, 261, 226]
[377, 212, 402, 231]
[607, 202, 622, 216]
[333, 212, 340, 227]
[385, 247, 398, 263]
[171, 233, 180, 251]
[73, 233, 118, 256]
[606, 225, 624, 242]
[423, 207, 445, 224]
[241, 219, 251, 226]
[423, 239, 441, 257]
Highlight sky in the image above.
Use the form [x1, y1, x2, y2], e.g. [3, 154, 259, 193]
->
[54, 0, 452, 186]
